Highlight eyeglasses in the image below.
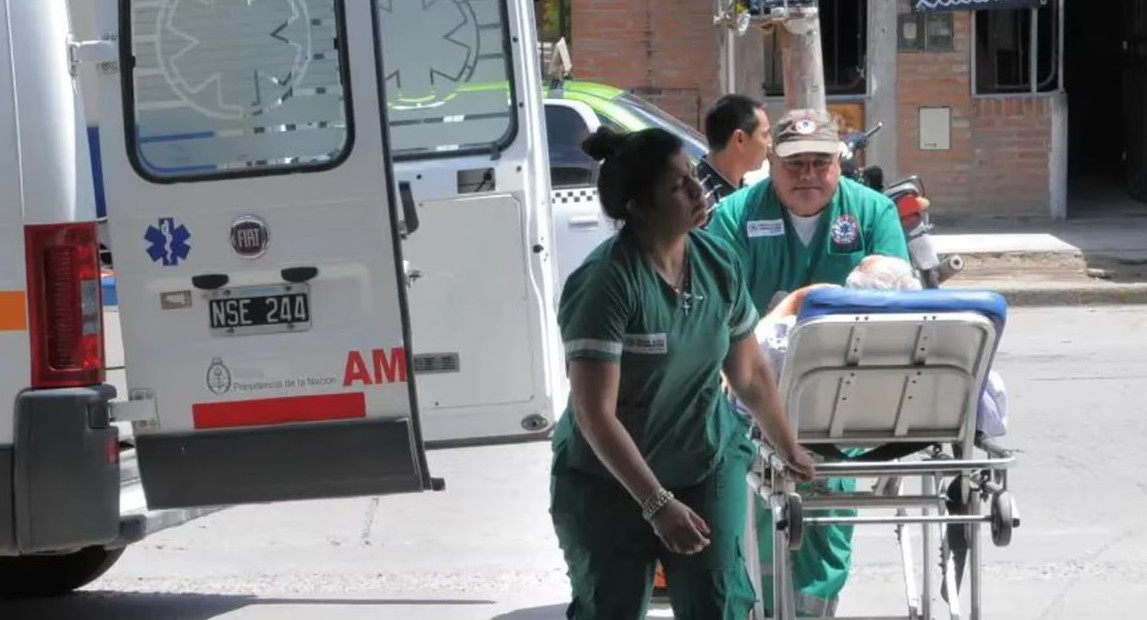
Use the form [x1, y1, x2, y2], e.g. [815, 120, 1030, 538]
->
[778, 154, 835, 175]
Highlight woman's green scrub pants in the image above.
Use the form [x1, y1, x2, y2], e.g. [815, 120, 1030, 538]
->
[549, 442, 758, 620]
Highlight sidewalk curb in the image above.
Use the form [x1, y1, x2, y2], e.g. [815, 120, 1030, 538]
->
[951, 283, 1147, 307]
[942, 248, 1147, 264]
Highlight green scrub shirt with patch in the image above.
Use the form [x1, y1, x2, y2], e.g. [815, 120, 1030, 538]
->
[707, 176, 910, 312]
[707, 176, 909, 615]
[549, 226, 760, 620]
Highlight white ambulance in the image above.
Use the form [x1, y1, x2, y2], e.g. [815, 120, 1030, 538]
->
[1, 0, 562, 597]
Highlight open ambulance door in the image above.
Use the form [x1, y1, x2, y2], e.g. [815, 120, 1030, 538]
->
[94, 0, 439, 510]
[377, 0, 564, 446]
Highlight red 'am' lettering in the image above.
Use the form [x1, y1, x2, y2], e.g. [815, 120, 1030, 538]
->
[343, 348, 408, 386]
[373, 347, 407, 384]
[343, 351, 372, 386]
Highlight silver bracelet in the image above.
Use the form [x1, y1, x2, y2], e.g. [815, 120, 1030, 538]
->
[640, 487, 674, 521]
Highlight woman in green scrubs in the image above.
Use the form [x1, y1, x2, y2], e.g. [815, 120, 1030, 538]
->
[549, 125, 817, 620]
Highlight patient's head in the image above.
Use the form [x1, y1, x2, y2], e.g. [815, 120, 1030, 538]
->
[845, 255, 921, 291]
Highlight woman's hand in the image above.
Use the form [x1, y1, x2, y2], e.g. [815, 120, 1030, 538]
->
[724, 336, 816, 482]
[650, 499, 711, 555]
[782, 444, 818, 482]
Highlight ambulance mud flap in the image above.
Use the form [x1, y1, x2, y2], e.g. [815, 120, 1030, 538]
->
[135, 417, 427, 510]
[8, 385, 119, 554]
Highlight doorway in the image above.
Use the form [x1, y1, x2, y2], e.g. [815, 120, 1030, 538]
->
[1064, 0, 1146, 213]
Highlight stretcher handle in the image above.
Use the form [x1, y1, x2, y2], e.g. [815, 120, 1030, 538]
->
[805, 442, 936, 463]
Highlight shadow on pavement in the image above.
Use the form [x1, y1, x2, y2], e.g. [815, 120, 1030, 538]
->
[0, 591, 495, 620]
[490, 603, 567, 619]
[490, 602, 677, 619]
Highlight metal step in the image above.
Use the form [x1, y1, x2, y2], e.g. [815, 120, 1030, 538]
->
[112, 449, 227, 549]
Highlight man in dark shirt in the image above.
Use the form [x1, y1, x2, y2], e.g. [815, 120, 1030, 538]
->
[697, 94, 773, 212]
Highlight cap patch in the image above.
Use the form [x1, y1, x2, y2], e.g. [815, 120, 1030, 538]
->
[794, 118, 818, 135]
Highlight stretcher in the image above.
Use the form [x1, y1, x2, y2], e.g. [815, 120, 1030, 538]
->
[744, 287, 1020, 620]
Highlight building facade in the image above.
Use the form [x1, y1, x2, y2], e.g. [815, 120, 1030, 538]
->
[568, 0, 1146, 220]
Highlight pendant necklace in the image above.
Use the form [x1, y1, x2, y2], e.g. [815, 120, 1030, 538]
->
[675, 250, 694, 316]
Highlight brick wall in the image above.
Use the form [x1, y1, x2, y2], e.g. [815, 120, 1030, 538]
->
[570, 0, 722, 129]
[897, 12, 1051, 217]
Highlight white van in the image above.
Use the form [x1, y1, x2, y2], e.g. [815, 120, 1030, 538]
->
[2, 0, 559, 597]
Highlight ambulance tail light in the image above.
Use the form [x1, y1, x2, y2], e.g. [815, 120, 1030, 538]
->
[24, 222, 106, 388]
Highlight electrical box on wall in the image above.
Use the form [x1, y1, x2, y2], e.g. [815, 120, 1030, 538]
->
[918, 106, 951, 151]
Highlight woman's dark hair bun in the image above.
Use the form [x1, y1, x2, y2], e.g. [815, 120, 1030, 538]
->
[579, 126, 683, 224]
[581, 126, 628, 162]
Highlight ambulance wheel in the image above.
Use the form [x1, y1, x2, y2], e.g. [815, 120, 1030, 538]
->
[989, 491, 1014, 547]
[0, 546, 125, 599]
[785, 493, 804, 552]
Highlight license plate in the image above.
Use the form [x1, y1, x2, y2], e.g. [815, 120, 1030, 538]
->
[208, 284, 312, 336]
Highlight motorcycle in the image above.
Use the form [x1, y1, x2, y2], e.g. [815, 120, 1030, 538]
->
[839, 122, 964, 289]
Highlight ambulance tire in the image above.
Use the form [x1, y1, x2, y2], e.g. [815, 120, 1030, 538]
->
[0, 546, 125, 599]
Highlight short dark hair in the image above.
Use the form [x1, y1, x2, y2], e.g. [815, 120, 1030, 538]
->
[581, 126, 684, 223]
[704, 94, 767, 150]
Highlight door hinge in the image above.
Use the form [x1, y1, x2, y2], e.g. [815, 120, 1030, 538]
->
[68, 33, 119, 76]
[110, 388, 159, 428]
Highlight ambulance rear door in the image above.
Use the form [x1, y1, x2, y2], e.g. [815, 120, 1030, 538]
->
[379, 0, 565, 446]
[95, 0, 437, 510]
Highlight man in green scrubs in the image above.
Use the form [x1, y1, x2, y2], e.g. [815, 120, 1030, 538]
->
[707, 109, 911, 616]
[708, 109, 910, 313]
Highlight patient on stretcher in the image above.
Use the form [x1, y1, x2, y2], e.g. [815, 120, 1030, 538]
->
[739, 255, 1010, 616]
[749, 255, 1008, 439]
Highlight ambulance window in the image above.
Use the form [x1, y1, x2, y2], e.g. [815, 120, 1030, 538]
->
[377, 1, 517, 159]
[123, 0, 352, 181]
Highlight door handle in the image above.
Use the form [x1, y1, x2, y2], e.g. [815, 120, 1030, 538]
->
[569, 215, 600, 230]
[398, 181, 419, 239]
[191, 274, 229, 290]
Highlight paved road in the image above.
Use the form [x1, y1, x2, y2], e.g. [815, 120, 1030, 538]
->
[5, 305, 1147, 620]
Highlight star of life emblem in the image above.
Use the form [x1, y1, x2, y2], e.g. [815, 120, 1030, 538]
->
[156, 0, 313, 121]
[830, 214, 860, 246]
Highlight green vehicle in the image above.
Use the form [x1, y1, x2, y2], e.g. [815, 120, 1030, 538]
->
[541, 80, 711, 291]
[542, 80, 709, 190]
[541, 79, 769, 291]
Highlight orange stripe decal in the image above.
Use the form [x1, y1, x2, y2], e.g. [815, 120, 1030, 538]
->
[0, 290, 27, 331]
[192, 392, 367, 430]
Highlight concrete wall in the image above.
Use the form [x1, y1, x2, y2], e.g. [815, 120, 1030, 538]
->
[866, 0, 899, 184]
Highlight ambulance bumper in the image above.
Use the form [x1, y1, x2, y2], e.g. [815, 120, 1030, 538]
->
[0, 384, 119, 555]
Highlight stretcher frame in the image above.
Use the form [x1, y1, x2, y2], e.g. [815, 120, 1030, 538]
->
[742, 295, 1021, 620]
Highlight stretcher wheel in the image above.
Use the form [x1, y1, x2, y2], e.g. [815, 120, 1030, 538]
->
[990, 490, 1014, 547]
[785, 492, 804, 552]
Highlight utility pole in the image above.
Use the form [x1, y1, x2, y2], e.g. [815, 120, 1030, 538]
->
[714, 0, 827, 112]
